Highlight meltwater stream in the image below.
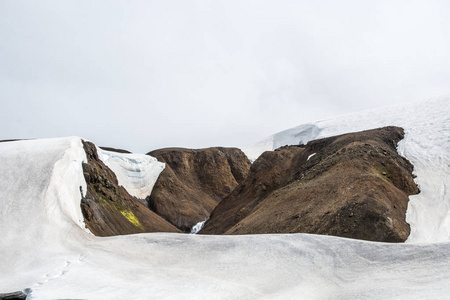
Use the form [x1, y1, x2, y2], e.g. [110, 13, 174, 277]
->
[190, 220, 207, 234]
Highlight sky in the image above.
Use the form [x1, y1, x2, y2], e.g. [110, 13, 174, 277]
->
[1, 0, 450, 153]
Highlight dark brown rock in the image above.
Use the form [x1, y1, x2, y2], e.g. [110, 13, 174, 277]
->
[81, 141, 181, 236]
[99, 146, 132, 154]
[147, 147, 251, 232]
[0, 139, 24, 143]
[199, 145, 309, 235]
[0, 289, 29, 300]
[201, 126, 419, 243]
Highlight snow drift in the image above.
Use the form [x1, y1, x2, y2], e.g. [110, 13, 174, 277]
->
[97, 147, 165, 201]
[1, 98, 450, 299]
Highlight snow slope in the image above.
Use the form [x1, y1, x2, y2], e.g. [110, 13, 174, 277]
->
[0, 137, 88, 292]
[243, 97, 450, 243]
[97, 148, 165, 200]
[0, 98, 450, 299]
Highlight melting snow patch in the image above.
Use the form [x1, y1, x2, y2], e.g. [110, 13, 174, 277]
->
[97, 149, 165, 200]
[307, 153, 316, 161]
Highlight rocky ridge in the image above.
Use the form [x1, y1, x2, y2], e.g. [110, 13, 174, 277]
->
[147, 147, 251, 232]
[80, 126, 419, 242]
[200, 126, 419, 242]
[80, 141, 180, 236]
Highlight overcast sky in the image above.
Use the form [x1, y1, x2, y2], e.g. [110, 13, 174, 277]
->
[1, 1, 449, 152]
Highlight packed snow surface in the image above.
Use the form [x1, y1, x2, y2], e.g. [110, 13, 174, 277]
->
[243, 97, 450, 244]
[1, 98, 450, 299]
[97, 148, 165, 200]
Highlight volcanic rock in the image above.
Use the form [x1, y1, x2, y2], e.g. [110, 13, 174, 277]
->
[0, 289, 30, 300]
[0, 139, 23, 143]
[147, 147, 251, 232]
[80, 141, 180, 236]
[201, 126, 419, 242]
[99, 146, 131, 154]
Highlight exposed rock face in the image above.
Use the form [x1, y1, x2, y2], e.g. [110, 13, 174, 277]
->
[147, 147, 252, 232]
[0, 139, 23, 143]
[99, 146, 131, 154]
[0, 290, 29, 300]
[201, 126, 419, 242]
[80, 141, 180, 236]
[79, 126, 419, 242]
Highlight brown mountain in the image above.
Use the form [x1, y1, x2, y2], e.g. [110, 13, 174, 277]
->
[146, 147, 251, 232]
[80, 141, 181, 236]
[200, 126, 419, 242]
[80, 126, 419, 242]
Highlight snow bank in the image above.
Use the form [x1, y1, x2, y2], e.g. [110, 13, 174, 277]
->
[243, 98, 450, 243]
[97, 148, 165, 200]
[0, 137, 88, 292]
[26, 233, 450, 300]
[242, 124, 321, 162]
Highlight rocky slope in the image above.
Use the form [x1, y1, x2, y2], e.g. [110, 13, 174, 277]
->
[201, 126, 419, 242]
[146, 147, 251, 232]
[80, 141, 180, 236]
[80, 126, 418, 242]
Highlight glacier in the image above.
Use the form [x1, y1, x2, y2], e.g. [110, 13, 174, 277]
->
[0, 98, 450, 299]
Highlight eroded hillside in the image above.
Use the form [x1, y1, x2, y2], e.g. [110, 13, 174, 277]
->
[147, 147, 251, 232]
[80, 141, 181, 236]
[201, 126, 419, 242]
[80, 126, 418, 242]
